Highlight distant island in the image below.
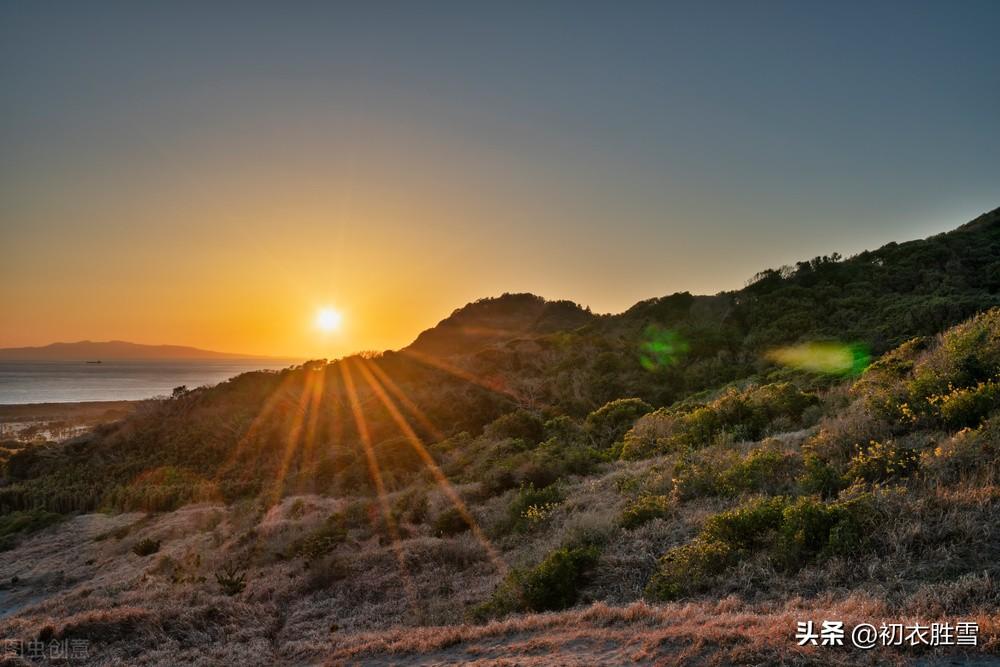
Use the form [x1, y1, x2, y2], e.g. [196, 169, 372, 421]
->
[0, 340, 273, 361]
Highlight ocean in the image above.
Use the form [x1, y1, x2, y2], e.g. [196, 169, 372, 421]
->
[0, 359, 297, 404]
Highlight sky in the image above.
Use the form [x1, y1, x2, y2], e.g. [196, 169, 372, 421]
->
[1, 1, 998, 359]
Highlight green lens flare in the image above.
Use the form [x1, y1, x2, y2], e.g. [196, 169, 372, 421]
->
[767, 341, 870, 376]
[639, 326, 689, 371]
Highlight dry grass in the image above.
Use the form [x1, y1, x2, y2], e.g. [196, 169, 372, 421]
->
[325, 598, 1000, 666]
[1, 447, 998, 666]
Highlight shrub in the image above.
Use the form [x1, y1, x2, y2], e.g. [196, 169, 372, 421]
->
[517, 545, 600, 611]
[846, 440, 920, 484]
[506, 483, 564, 533]
[644, 538, 734, 600]
[477, 468, 518, 498]
[701, 496, 786, 550]
[477, 545, 600, 617]
[523, 436, 605, 484]
[922, 417, 1000, 484]
[777, 495, 867, 567]
[432, 507, 470, 537]
[585, 398, 653, 451]
[620, 383, 818, 459]
[485, 410, 546, 446]
[620, 495, 672, 529]
[931, 378, 1000, 429]
[671, 446, 801, 500]
[291, 514, 347, 560]
[799, 453, 847, 498]
[131, 538, 161, 557]
[216, 563, 247, 596]
[718, 448, 798, 496]
[645, 494, 875, 600]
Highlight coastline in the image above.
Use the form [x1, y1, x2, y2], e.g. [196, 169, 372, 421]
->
[0, 400, 137, 443]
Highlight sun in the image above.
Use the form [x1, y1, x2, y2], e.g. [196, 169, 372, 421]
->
[315, 307, 343, 333]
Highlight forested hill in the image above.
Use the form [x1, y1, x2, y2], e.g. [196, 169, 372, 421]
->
[408, 205, 1000, 361]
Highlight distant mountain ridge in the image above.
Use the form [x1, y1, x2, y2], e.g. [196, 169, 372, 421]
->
[0, 340, 267, 361]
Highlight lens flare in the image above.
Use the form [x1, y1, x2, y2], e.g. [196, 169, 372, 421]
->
[767, 341, 870, 376]
[639, 326, 689, 371]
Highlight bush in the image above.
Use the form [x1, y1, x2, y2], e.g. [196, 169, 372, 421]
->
[701, 496, 786, 550]
[300, 555, 349, 593]
[932, 379, 1000, 429]
[131, 538, 161, 557]
[518, 545, 600, 611]
[846, 440, 920, 484]
[620, 383, 818, 459]
[718, 447, 799, 496]
[777, 495, 867, 567]
[485, 410, 546, 446]
[922, 417, 1000, 484]
[216, 563, 247, 596]
[477, 545, 600, 617]
[799, 453, 847, 498]
[585, 398, 653, 451]
[432, 506, 470, 537]
[620, 495, 671, 529]
[671, 446, 801, 500]
[644, 538, 734, 600]
[506, 483, 563, 533]
[291, 514, 347, 560]
[645, 494, 874, 600]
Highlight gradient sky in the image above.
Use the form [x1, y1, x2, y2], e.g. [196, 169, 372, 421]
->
[2, 2, 998, 358]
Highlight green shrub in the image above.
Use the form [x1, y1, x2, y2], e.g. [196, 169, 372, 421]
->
[216, 563, 247, 596]
[644, 538, 734, 600]
[777, 495, 867, 567]
[585, 398, 653, 451]
[846, 440, 920, 484]
[477, 545, 600, 617]
[506, 483, 563, 533]
[485, 410, 546, 446]
[620, 383, 818, 459]
[923, 418, 1000, 484]
[799, 453, 847, 498]
[518, 545, 600, 611]
[933, 379, 1000, 429]
[620, 494, 672, 529]
[646, 494, 874, 600]
[717, 447, 799, 496]
[701, 496, 786, 549]
[131, 538, 161, 557]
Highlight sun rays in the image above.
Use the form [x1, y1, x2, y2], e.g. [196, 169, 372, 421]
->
[218, 349, 512, 608]
[350, 357, 508, 575]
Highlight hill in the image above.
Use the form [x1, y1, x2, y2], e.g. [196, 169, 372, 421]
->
[0, 206, 999, 665]
[406, 293, 596, 357]
[0, 340, 266, 361]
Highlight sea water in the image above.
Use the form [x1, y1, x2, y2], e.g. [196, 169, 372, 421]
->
[0, 359, 297, 404]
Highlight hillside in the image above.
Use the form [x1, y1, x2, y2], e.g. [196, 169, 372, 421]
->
[0, 207, 999, 665]
[0, 340, 266, 361]
[406, 293, 596, 357]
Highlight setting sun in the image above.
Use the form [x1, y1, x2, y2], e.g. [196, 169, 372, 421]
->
[315, 307, 343, 333]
